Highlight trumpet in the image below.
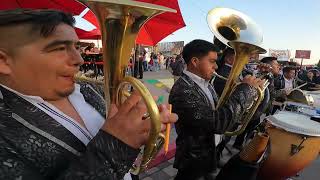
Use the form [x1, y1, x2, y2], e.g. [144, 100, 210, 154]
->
[213, 62, 273, 80]
[78, 0, 175, 174]
[207, 7, 268, 136]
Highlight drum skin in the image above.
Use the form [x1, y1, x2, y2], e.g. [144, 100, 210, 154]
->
[257, 127, 320, 180]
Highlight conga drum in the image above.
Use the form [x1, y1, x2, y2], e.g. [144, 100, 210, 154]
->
[257, 111, 320, 180]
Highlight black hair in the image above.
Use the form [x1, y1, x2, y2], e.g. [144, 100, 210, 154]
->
[0, 9, 75, 37]
[260, 56, 277, 64]
[213, 36, 227, 52]
[152, 54, 157, 59]
[283, 66, 296, 73]
[182, 39, 219, 65]
[217, 47, 235, 67]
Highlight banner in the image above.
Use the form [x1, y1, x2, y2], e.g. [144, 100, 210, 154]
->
[295, 50, 311, 59]
[157, 41, 184, 55]
[269, 49, 291, 61]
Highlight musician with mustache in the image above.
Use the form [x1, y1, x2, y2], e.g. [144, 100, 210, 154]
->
[0, 9, 178, 180]
[169, 39, 266, 180]
[256, 57, 289, 115]
[271, 66, 298, 113]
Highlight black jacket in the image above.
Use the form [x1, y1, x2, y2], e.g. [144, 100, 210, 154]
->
[169, 73, 258, 174]
[273, 75, 297, 102]
[273, 75, 297, 90]
[170, 58, 185, 76]
[0, 82, 138, 180]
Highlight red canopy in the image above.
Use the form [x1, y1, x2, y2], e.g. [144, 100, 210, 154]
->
[74, 7, 100, 39]
[0, 0, 100, 39]
[74, 0, 186, 44]
[134, 0, 186, 46]
[0, 0, 185, 45]
[0, 0, 84, 16]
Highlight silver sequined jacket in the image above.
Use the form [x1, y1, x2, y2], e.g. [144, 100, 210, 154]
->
[169, 73, 258, 172]
[0, 82, 139, 180]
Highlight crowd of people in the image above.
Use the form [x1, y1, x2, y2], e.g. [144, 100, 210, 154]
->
[132, 51, 185, 78]
[79, 44, 184, 81]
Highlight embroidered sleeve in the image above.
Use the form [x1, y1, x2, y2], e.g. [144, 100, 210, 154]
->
[0, 130, 139, 180]
[60, 130, 139, 180]
[169, 81, 258, 134]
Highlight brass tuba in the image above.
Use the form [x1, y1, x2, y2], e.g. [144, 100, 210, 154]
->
[207, 8, 268, 136]
[78, 0, 175, 174]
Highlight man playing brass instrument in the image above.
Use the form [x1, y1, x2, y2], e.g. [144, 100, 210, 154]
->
[169, 39, 266, 180]
[0, 9, 178, 180]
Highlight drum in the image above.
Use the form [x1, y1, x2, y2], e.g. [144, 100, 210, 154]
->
[287, 89, 314, 106]
[257, 111, 320, 180]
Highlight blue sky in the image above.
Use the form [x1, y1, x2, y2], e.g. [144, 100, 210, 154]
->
[161, 0, 320, 64]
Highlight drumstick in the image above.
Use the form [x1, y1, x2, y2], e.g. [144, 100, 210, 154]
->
[293, 82, 308, 90]
[289, 82, 308, 93]
[164, 104, 172, 154]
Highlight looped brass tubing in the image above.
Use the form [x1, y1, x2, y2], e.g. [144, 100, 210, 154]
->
[116, 76, 165, 174]
[78, 0, 175, 174]
[207, 7, 267, 136]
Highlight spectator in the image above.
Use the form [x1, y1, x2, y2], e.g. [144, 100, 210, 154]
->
[170, 54, 185, 82]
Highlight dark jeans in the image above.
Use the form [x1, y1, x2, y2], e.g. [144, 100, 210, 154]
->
[143, 61, 148, 72]
[134, 61, 144, 79]
[216, 124, 239, 157]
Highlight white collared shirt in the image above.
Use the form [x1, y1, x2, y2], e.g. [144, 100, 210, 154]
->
[1, 84, 134, 180]
[184, 70, 222, 145]
[184, 70, 215, 109]
[0, 84, 105, 145]
[284, 77, 294, 90]
[225, 63, 233, 68]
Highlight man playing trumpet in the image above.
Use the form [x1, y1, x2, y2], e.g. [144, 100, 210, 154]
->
[0, 9, 177, 180]
[169, 39, 266, 180]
